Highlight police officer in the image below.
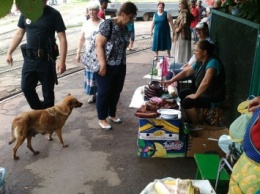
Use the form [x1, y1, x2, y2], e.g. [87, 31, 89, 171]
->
[6, 0, 67, 110]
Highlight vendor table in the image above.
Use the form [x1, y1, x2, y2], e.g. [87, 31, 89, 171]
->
[129, 85, 181, 109]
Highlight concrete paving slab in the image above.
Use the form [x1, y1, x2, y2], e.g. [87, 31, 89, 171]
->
[0, 50, 197, 194]
[0, 2, 200, 194]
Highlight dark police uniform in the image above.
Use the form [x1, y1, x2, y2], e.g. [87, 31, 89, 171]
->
[18, 5, 66, 109]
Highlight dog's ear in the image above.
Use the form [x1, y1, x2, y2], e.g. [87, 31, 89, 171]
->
[66, 93, 71, 96]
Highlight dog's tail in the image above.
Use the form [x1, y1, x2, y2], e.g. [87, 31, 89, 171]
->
[9, 124, 17, 145]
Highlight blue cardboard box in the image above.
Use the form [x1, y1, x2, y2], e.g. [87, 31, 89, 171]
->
[138, 118, 181, 140]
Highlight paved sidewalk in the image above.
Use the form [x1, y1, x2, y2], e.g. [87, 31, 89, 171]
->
[0, 49, 197, 194]
[0, 4, 199, 193]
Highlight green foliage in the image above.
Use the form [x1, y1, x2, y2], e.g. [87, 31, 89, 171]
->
[222, 0, 260, 23]
[16, 0, 44, 22]
[0, 0, 13, 18]
[236, 1, 260, 23]
[0, 0, 44, 21]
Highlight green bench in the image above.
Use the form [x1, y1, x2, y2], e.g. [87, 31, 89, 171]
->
[194, 153, 230, 194]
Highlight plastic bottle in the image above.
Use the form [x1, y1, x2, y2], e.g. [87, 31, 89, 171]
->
[182, 122, 190, 135]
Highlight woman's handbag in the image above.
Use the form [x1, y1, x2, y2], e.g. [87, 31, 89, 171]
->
[81, 20, 113, 72]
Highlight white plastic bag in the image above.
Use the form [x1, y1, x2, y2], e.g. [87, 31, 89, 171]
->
[218, 135, 232, 154]
[229, 113, 252, 142]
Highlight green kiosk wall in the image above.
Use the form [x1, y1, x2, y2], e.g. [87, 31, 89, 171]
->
[210, 9, 260, 125]
[250, 32, 260, 95]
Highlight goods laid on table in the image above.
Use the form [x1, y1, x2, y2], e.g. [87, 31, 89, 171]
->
[144, 80, 178, 100]
[155, 179, 200, 194]
[144, 80, 164, 99]
[136, 80, 179, 118]
[157, 109, 181, 119]
[141, 178, 201, 194]
[167, 84, 178, 98]
[135, 97, 179, 118]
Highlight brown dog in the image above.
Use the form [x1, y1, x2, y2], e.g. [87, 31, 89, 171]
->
[9, 94, 83, 160]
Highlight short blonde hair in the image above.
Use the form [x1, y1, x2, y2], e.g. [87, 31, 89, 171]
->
[87, 1, 100, 10]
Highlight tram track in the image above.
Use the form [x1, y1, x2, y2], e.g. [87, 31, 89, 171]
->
[0, 2, 153, 102]
[0, 34, 152, 102]
[0, 33, 152, 75]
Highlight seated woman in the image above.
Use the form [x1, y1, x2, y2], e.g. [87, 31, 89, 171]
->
[162, 40, 225, 123]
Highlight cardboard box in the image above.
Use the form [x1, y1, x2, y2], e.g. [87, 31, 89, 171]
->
[139, 118, 181, 141]
[187, 125, 229, 157]
[137, 134, 187, 158]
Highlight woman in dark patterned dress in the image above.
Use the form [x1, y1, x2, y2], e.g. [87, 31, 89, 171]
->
[95, 2, 138, 130]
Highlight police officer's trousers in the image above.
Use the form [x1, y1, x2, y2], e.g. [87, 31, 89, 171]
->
[21, 56, 56, 110]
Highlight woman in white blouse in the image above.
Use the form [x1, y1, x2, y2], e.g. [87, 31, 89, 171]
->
[76, 1, 104, 103]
